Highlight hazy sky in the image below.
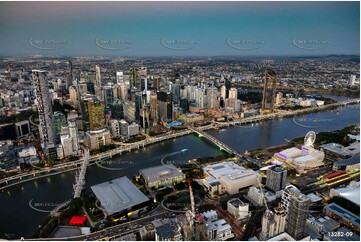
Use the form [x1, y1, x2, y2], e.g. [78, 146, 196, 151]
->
[0, 1, 359, 56]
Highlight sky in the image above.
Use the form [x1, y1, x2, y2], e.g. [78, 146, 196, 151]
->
[0, 1, 359, 57]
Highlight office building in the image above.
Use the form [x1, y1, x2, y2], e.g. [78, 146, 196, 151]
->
[266, 166, 287, 192]
[68, 118, 80, 155]
[81, 95, 105, 131]
[150, 92, 158, 124]
[32, 70, 56, 147]
[110, 119, 121, 138]
[53, 111, 67, 136]
[86, 129, 111, 151]
[195, 88, 205, 108]
[262, 69, 277, 113]
[116, 71, 124, 84]
[67, 59, 73, 88]
[109, 99, 123, 120]
[157, 91, 173, 123]
[128, 122, 140, 137]
[119, 119, 129, 138]
[207, 86, 219, 109]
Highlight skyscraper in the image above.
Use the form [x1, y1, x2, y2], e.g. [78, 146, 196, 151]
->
[157, 91, 173, 123]
[32, 70, 56, 147]
[68, 117, 80, 155]
[171, 83, 181, 105]
[116, 71, 124, 84]
[228, 87, 238, 100]
[262, 69, 277, 113]
[206, 86, 219, 109]
[94, 65, 102, 98]
[67, 59, 73, 88]
[53, 111, 67, 137]
[260, 206, 286, 240]
[282, 185, 311, 240]
[266, 166, 287, 192]
[150, 92, 158, 124]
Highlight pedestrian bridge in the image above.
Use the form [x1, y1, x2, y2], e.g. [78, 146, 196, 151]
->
[187, 126, 242, 158]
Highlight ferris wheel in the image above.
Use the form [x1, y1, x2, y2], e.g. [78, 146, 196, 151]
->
[304, 131, 316, 147]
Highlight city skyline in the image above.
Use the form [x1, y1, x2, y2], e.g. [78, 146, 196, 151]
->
[0, 1, 359, 57]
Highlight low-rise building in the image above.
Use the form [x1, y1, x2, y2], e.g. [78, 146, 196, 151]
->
[274, 146, 324, 173]
[86, 129, 111, 151]
[206, 219, 234, 241]
[128, 122, 140, 137]
[227, 198, 250, 220]
[323, 203, 360, 232]
[140, 164, 185, 189]
[200, 161, 261, 195]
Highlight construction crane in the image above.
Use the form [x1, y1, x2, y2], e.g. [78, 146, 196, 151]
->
[186, 177, 205, 240]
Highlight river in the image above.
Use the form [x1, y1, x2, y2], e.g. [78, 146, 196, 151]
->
[0, 95, 359, 239]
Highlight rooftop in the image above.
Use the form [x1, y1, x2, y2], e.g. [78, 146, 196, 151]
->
[140, 164, 184, 184]
[324, 203, 360, 227]
[91, 176, 149, 215]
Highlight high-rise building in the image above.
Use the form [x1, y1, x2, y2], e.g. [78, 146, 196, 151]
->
[260, 207, 286, 240]
[53, 111, 67, 137]
[275, 92, 283, 106]
[81, 95, 104, 131]
[195, 88, 205, 108]
[32, 70, 56, 147]
[153, 78, 161, 92]
[171, 83, 181, 105]
[207, 86, 219, 109]
[228, 87, 238, 100]
[282, 185, 311, 240]
[266, 166, 287, 192]
[135, 92, 144, 122]
[68, 117, 79, 155]
[116, 71, 124, 84]
[110, 99, 124, 120]
[262, 69, 277, 113]
[150, 92, 158, 124]
[102, 85, 114, 108]
[225, 79, 231, 98]
[141, 78, 148, 92]
[118, 82, 128, 101]
[94, 65, 102, 98]
[67, 59, 73, 88]
[157, 91, 173, 123]
[123, 101, 136, 123]
[95, 65, 101, 86]
[220, 85, 226, 100]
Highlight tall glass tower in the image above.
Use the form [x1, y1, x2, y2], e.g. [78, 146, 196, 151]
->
[262, 69, 277, 113]
[32, 70, 56, 147]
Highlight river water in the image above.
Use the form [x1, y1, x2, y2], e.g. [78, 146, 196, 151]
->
[0, 95, 359, 239]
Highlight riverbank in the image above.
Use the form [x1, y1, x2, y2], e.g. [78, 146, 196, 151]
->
[0, 99, 359, 190]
